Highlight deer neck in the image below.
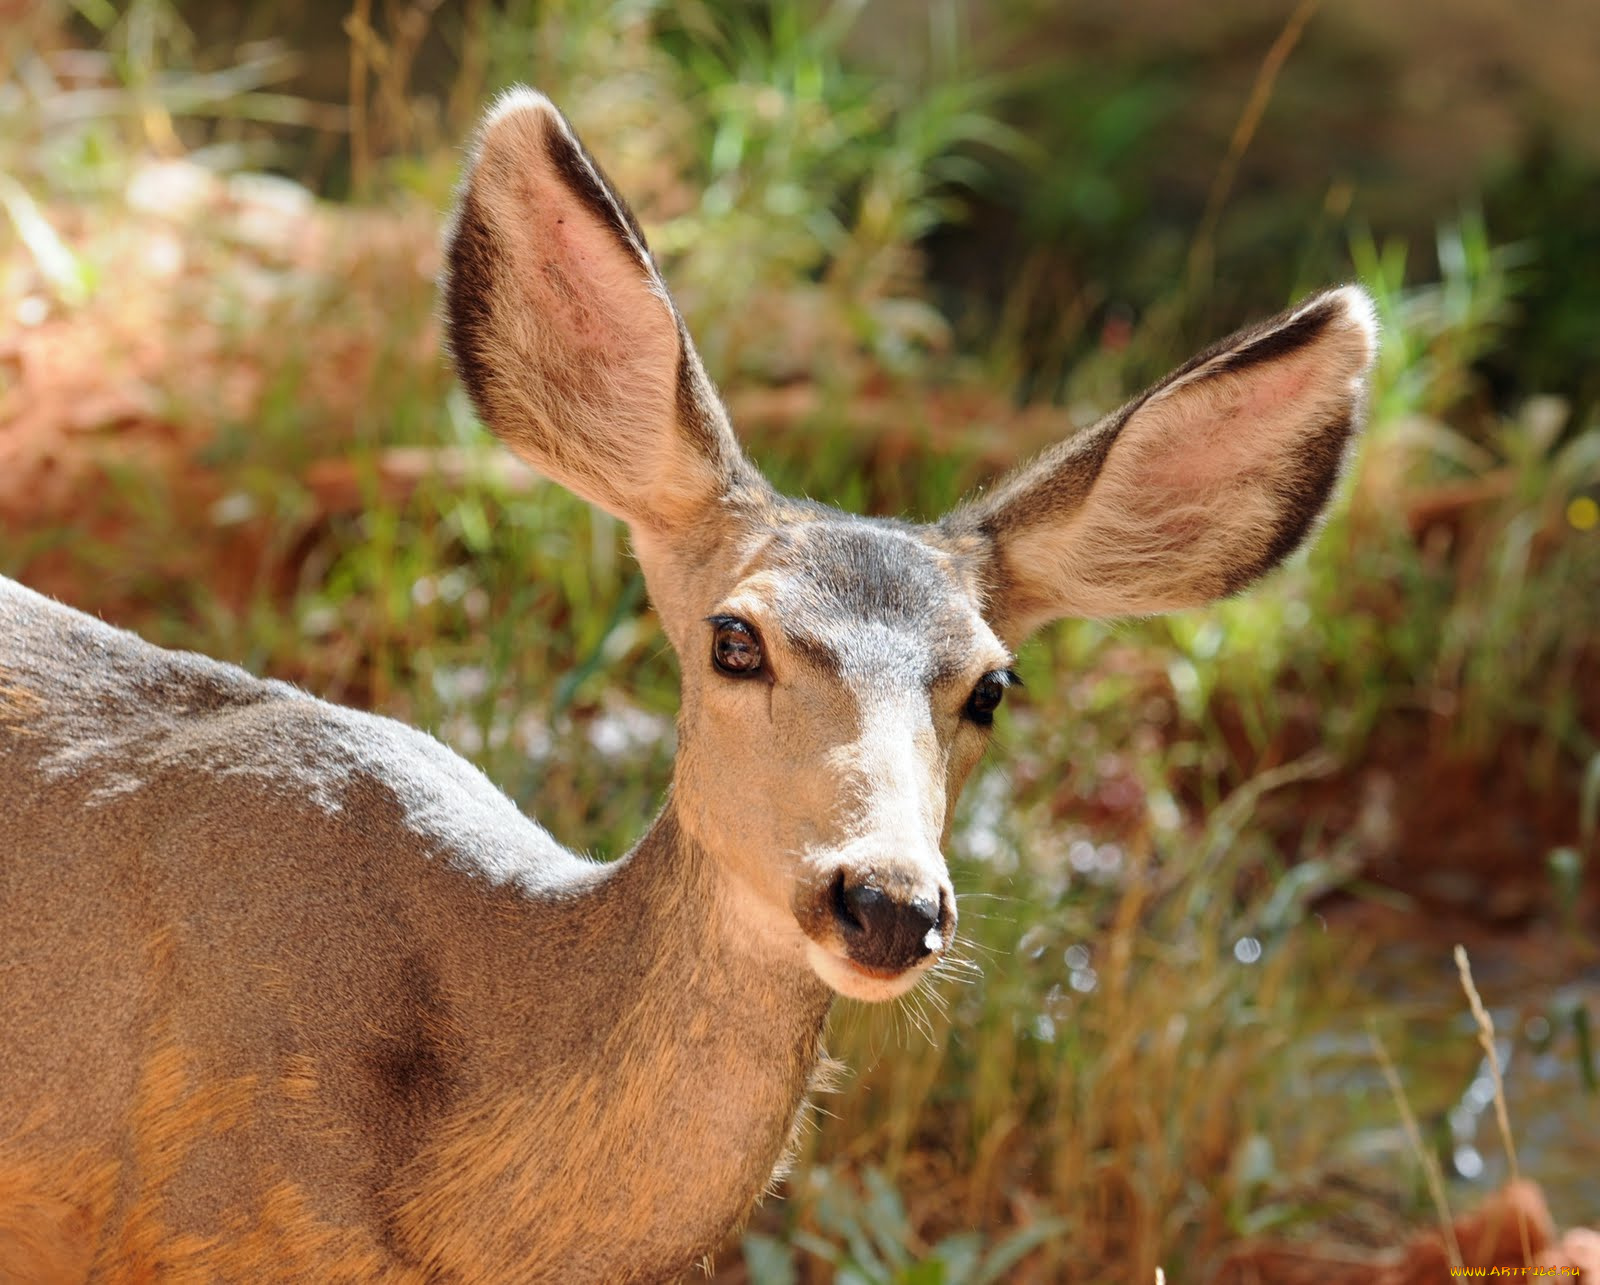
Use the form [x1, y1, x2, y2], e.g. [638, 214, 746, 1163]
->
[396, 795, 836, 1277]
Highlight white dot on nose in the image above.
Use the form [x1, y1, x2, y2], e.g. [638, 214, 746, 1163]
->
[923, 927, 943, 952]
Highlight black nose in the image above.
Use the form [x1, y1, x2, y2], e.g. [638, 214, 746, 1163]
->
[831, 874, 944, 973]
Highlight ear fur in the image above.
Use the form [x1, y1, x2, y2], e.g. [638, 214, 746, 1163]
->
[945, 286, 1378, 642]
[443, 88, 751, 533]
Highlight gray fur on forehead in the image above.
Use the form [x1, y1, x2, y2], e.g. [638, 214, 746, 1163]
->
[769, 517, 959, 613]
[760, 513, 989, 681]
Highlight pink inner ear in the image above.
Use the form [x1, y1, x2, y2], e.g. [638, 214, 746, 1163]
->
[488, 152, 674, 374]
[1136, 344, 1330, 497]
[468, 97, 676, 371]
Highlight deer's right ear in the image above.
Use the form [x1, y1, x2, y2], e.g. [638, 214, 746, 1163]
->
[943, 287, 1378, 643]
[443, 88, 749, 533]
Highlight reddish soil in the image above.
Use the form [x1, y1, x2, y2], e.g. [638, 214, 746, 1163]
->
[1220, 1180, 1600, 1283]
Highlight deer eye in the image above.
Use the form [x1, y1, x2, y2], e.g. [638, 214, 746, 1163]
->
[710, 616, 763, 677]
[964, 670, 1018, 726]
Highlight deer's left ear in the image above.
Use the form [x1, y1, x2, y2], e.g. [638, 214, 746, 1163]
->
[942, 287, 1378, 644]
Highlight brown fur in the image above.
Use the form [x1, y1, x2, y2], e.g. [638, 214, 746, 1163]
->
[1, 87, 1375, 1279]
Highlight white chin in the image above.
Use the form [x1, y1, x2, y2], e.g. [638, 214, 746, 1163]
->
[805, 940, 928, 1002]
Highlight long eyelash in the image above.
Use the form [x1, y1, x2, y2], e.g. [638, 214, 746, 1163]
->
[998, 669, 1023, 688]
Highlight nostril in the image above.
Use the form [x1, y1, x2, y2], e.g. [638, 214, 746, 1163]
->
[840, 881, 888, 938]
[832, 870, 864, 933]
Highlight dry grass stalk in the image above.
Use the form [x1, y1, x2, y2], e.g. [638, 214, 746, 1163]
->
[1187, 0, 1323, 291]
[1367, 1017, 1463, 1271]
[1452, 944, 1533, 1269]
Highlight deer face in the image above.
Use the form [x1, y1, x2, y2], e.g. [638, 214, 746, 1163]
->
[646, 509, 1010, 1000]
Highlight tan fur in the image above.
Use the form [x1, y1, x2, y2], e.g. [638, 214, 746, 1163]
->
[0, 1040, 408, 1284]
[0, 668, 43, 733]
[1, 88, 1374, 1279]
[0, 1158, 105, 1285]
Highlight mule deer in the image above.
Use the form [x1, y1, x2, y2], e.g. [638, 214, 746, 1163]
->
[0, 88, 1376, 1281]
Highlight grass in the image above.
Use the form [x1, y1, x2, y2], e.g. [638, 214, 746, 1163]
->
[2, 2, 1597, 1279]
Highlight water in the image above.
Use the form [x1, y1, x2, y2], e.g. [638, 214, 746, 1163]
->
[1344, 925, 1599, 1230]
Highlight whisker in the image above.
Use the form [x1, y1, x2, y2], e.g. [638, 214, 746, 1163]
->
[952, 905, 1023, 922]
[903, 996, 927, 1047]
[897, 992, 935, 1047]
[940, 944, 986, 968]
[951, 890, 1025, 904]
[950, 936, 1005, 962]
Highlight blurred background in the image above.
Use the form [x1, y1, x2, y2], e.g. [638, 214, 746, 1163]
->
[2, 1, 1596, 1279]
